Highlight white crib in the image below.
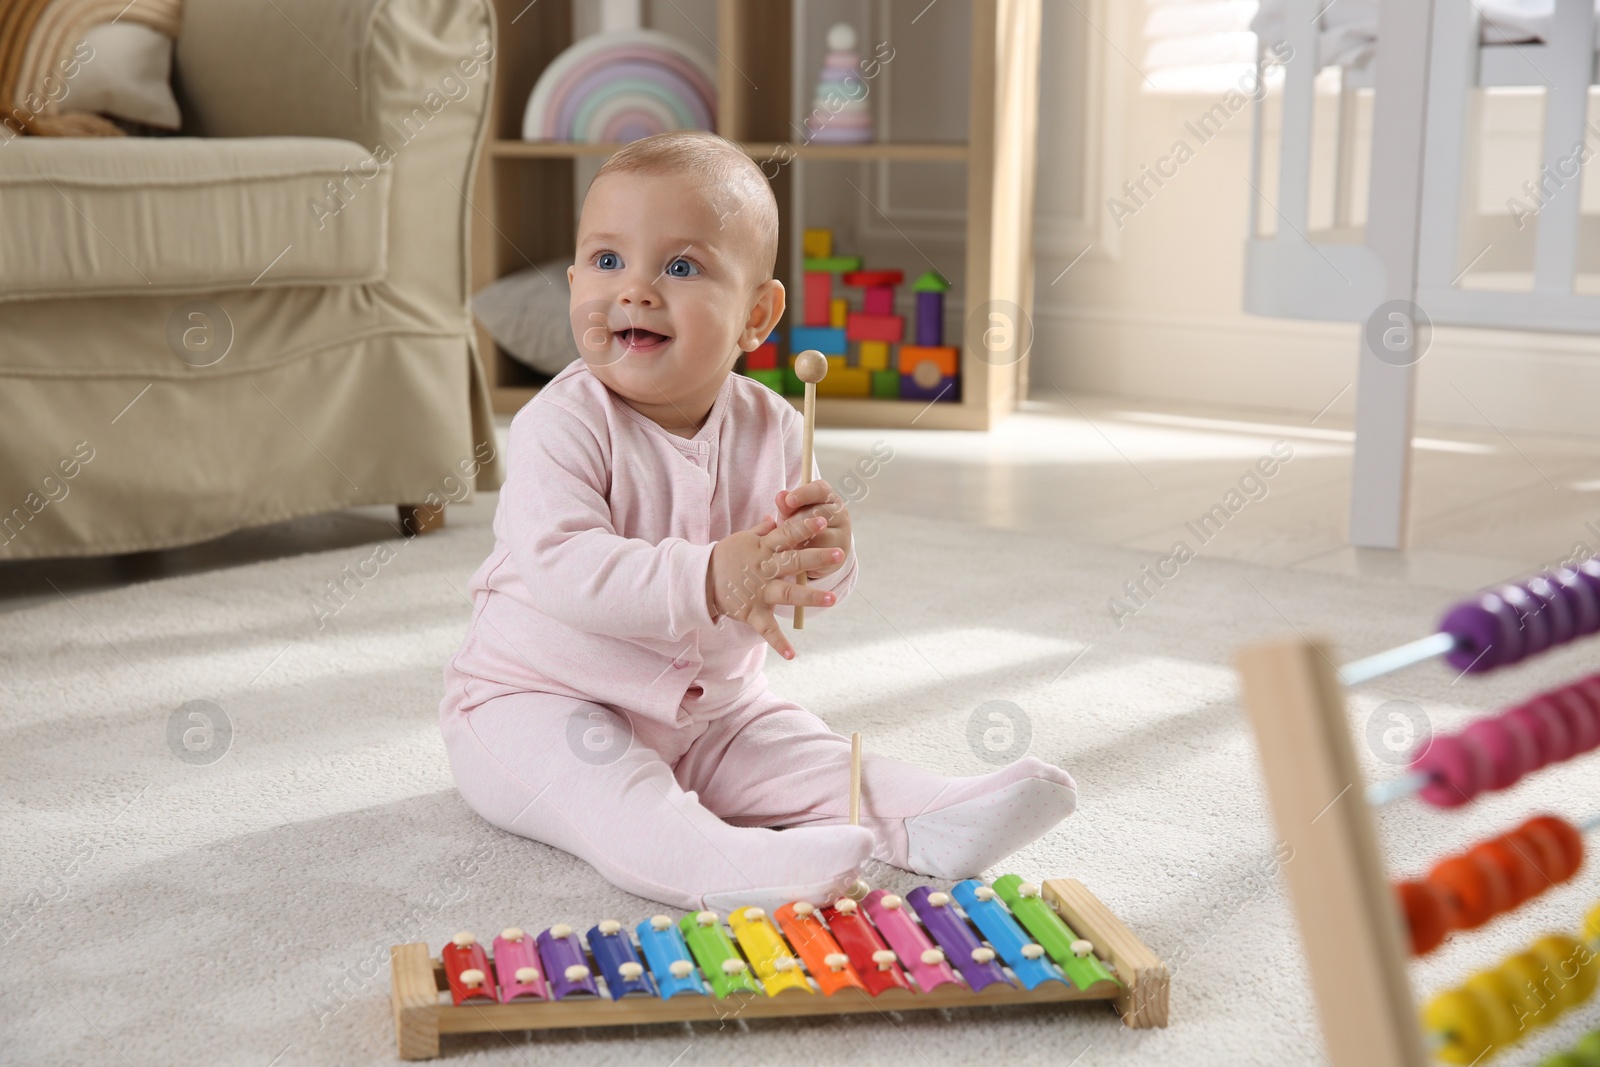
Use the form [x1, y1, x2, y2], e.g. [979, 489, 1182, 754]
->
[1247, 0, 1600, 548]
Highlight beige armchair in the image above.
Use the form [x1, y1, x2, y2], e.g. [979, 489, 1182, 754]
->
[0, 0, 503, 560]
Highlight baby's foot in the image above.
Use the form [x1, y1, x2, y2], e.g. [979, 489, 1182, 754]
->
[903, 756, 1077, 879]
[698, 823, 874, 913]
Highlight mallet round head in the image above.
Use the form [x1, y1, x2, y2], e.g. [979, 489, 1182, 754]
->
[794, 349, 829, 384]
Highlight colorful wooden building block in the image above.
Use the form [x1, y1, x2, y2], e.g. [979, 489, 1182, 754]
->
[863, 287, 894, 315]
[803, 272, 832, 326]
[912, 270, 949, 347]
[897, 345, 958, 376]
[830, 297, 848, 328]
[790, 326, 848, 353]
[817, 367, 872, 397]
[747, 369, 784, 392]
[841, 270, 904, 288]
[803, 256, 863, 273]
[870, 370, 899, 398]
[901, 372, 956, 401]
[746, 342, 778, 370]
[845, 313, 903, 344]
[857, 340, 889, 371]
[802, 228, 833, 259]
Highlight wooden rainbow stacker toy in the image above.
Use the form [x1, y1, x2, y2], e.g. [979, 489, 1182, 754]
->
[389, 875, 1167, 1059]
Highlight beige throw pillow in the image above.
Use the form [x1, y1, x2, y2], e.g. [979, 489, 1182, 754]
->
[68, 22, 181, 130]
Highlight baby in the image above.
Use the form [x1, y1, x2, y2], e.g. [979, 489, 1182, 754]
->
[439, 130, 1078, 913]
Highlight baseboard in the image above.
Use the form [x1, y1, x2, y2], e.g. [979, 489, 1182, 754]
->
[1031, 307, 1600, 437]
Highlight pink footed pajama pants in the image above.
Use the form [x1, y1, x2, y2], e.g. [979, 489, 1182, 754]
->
[440, 684, 1077, 912]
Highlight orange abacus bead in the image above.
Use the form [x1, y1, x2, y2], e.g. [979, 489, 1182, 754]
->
[1471, 837, 1545, 908]
[1429, 853, 1511, 930]
[1397, 879, 1450, 955]
[1513, 821, 1572, 887]
[1522, 815, 1584, 882]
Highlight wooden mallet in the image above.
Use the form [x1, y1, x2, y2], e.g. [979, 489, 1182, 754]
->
[792, 349, 828, 630]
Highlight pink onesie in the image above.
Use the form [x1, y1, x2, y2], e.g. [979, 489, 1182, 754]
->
[439, 359, 1079, 913]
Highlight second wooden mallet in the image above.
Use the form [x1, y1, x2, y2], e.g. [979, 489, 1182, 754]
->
[792, 349, 828, 630]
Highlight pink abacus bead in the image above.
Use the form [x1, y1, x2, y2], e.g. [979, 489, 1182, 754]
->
[1411, 733, 1492, 808]
[1493, 584, 1552, 657]
[1552, 685, 1600, 755]
[1522, 575, 1575, 647]
[1506, 699, 1574, 769]
[1461, 717, 1537, 791]
[1547, 568, 1600, 636]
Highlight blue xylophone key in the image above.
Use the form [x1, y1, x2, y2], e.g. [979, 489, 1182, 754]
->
[907, 886, 1013, 992]
[634, 914, 707, 999]
[586, 920, 657, 1000]
[951, 879, 1069, 991]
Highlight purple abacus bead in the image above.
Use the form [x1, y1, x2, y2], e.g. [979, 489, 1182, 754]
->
[1546, 568, 1600, 636]
[1438, 594, 1524, 673]
[1522, 575, 1575, 647]
[1506, 699, 1574, 769]
[1410, 733, 1492, 808]
[1577, 558, 1600, 606]
[1552, 685, 1600, 755]
[1493, 583, 1551, 657]
[1460, 716, 1536, 791]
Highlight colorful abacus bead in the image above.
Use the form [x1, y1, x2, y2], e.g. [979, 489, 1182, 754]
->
[1428, 853, 1511, 930]
[1425, 985, 1498, 1065]
[491, 927, 548, 1003]
[1397, 880, 1450, 955]
[1409, 734, 1492, 808]
[1461, 716, 1538, 791]
[1439, 592, 1524, 673]
[1549, 567, 1600, 635]
[635, 914, 705, 999]
[1523, 574, 1576, 645]
[1493, 583, 1552, 657]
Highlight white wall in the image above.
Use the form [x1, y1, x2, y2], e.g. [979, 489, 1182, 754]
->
[1032, 1, 1600, 437]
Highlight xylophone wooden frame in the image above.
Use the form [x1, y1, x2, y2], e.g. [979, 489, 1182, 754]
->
[1235, 634, 1436, 1067]
[388, 877, 1168, 1060]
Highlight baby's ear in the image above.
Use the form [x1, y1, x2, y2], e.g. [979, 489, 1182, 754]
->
[743, 277, 785, 348]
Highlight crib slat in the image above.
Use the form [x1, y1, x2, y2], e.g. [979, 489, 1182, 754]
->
[1532, 0, 1595, 295]
[1414, 0, 1480, 290]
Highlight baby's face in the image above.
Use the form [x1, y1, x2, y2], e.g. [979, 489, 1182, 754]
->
[568, 171, 776, 421]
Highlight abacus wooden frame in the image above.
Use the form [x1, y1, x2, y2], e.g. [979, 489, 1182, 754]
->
[1234, 635, 1432, 1067]
[388, 877, 1168, 1060]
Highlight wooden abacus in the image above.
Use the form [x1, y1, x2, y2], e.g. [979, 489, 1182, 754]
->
[1236, 561, 1600, 1066]
[388, 873, 1167, 1059]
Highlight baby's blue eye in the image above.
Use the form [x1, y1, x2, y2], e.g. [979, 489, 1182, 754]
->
[667, 258, 699, 277]
[596, 252, 621, 270]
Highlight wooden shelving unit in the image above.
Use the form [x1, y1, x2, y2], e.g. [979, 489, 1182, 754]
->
[470, 0, 1041, 430]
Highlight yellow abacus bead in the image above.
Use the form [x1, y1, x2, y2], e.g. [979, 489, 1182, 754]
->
[1532, 934, 1597, 1013]
[1424, 988, 1495, 1065]
[1500, 952, 1560, 1032]
[1585, 903, 1600, 943]
[1461, 970, 1521, 1047]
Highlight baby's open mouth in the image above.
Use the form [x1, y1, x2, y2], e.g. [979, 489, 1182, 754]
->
[617, 327, 671, 349]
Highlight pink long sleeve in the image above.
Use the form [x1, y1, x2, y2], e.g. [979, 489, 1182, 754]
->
[445, 360, 859, 730]
[501, 401, 714, 642]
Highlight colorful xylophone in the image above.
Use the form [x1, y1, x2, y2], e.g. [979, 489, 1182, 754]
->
[388, 875, 1168, 1059]
[1237, 560, 1600, 1067]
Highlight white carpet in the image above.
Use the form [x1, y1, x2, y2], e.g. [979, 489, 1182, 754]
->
[3, 510, 1597, 1066]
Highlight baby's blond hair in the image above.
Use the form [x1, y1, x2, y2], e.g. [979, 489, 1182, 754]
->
[591, 130, 779, 282]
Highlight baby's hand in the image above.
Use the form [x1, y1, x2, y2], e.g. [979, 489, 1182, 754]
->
[768, 480, 851, 579]
[707, 512, 845, 660]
